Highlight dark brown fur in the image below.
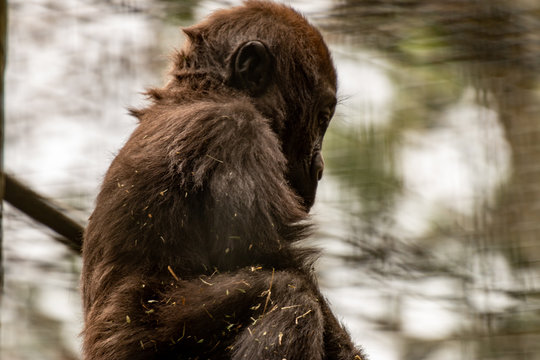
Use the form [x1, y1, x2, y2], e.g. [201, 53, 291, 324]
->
[82, 1, 365, 359]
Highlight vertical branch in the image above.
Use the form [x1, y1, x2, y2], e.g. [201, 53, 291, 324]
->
[0, 0, 7, 303]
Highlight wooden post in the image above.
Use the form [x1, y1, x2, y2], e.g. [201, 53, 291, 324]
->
[1, 0, 8, 294]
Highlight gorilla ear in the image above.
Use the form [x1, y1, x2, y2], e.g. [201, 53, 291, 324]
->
[230, 40, 272, 96]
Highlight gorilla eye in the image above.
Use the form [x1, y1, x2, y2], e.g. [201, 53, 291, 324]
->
[318, 110, 331, 127]
[319, 110, 330, 121]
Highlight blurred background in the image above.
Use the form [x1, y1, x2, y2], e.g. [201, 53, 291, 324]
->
[2, 0, 540, 359]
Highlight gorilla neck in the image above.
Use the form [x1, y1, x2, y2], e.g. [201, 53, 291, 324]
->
[171, 71, 226, 93]
[160, 75, 288, 139]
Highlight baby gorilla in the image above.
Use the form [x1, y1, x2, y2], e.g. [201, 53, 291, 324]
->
[82, 1, 365, 359]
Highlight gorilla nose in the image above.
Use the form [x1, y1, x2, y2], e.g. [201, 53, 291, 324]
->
[313, 152, 324, 181]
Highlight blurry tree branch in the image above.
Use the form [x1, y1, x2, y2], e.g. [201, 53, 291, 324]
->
[3, 173, 84, 253]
